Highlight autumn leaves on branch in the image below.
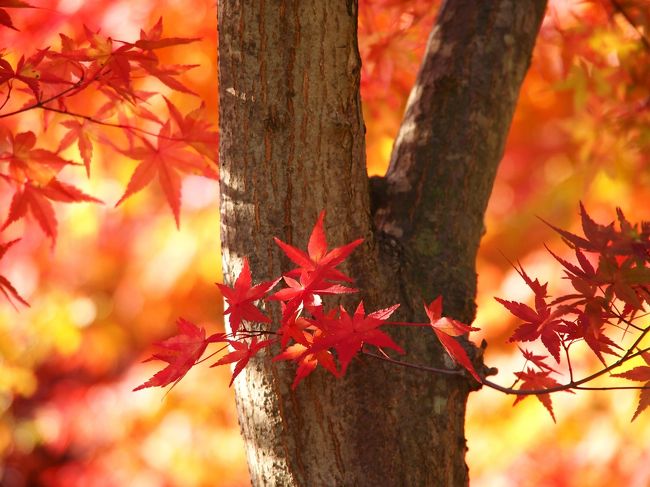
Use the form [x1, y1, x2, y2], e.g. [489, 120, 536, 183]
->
[0, 14, 218, 306]
[136, 208, 650, 422]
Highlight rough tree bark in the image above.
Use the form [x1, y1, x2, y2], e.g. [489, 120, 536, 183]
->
[218, 1, 547, 485]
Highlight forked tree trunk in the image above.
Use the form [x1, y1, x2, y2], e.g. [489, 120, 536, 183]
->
[218, 1, 547, 485]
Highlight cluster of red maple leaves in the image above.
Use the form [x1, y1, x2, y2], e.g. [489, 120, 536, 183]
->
[0, 13, 218, 306]
[134, 211, 481, 393]
[135, 206, 650, 422]
[493, 204, 650, 420]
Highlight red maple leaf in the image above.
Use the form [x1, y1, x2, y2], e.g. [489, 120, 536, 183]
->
[424, 297, 481, 382]
[57, 120, 94, 176]
[164, 97, 218, 163]
[2, 182, 55, 240]
[216, 258, 279, 334]
[513, 368, 563, 422]
[273, 329, 340, 389]
[610, 207, 650, 264]
[546, 245, 596, 282]
[134, 318, 225, 391]
[583, 253, 647, 310]
[38, 36, 85, 101]
[613, 351, 650, 421]
[309, 301, 403, 375]
[546, 245, 598, 298]
[497, 259, 574, 361]
[274, 210, 363, 283]
[269, 266, 358, 320]
[0, 130, 75, 185]
[0, 10, 16, 30]
[75, 26, 156, 102]
[519, 264, 548, 302]
[39, 177, 102, 204]
[134, 17, 200, 51]
[211, 336, 273, 386]
[3, 178, 100, 242]
[543, 202, 615, 253]
[0, 2, 34, 32]
[139, 60, 198, 96]
[519, 347, 557, 373]
[276, 306, 313, 348]
[128, 18, 200, 95]
[563, 312, 621, 365]
[115, 122, 218, 227]
[0, 238, 28, 308]
[0, 49, 64, 98]
[496, 296, 567, 363]
[542, 202, 650, 274]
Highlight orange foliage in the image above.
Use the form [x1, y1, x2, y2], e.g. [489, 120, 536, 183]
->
[0, 0, 648, 486]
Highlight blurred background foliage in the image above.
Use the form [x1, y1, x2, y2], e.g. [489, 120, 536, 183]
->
[0, 0, 648, 486]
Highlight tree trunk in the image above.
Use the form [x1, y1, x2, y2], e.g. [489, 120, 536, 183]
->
[218, 1, 546, 485]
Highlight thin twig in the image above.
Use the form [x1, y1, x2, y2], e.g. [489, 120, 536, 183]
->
[483, 343, 650, 396]
[40, 105, 177, 141]
[0, 65, 190, 144]
[363, 338, 650, 397]
[0, 82, 12, 112]
[362, 350, 466, 377]
[0, 74, 91, 118]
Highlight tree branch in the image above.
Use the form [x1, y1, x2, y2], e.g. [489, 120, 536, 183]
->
[373, 0, 548, 325]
